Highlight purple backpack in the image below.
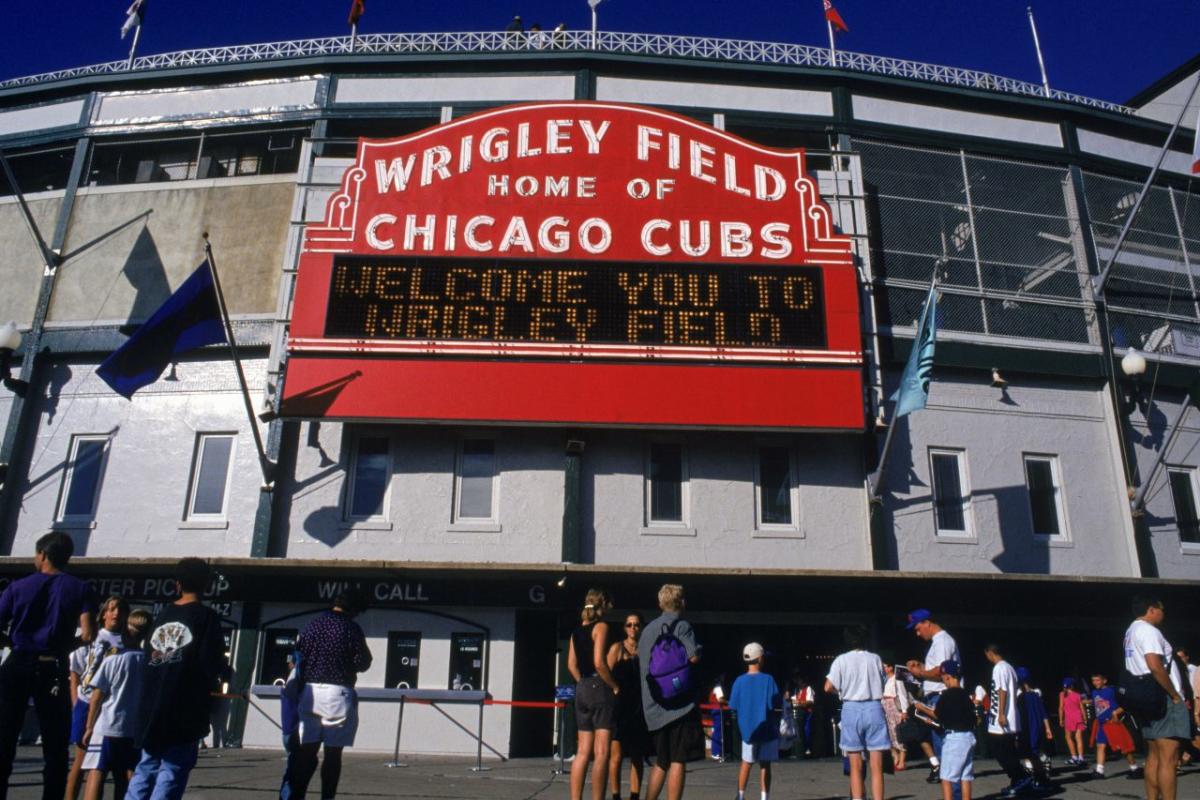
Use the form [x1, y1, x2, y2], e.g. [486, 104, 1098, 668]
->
[646, 619, 692, 707]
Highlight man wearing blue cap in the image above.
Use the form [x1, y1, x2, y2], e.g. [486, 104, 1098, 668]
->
[904, 609, 959, 784]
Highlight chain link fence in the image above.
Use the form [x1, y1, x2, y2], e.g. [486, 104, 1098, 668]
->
[853, 138, 1097, 346]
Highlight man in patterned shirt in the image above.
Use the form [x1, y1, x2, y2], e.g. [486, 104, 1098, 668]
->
[282, 590, 372, 800]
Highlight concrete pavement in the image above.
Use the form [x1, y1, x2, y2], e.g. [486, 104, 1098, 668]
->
[7, 746, 1199, 799]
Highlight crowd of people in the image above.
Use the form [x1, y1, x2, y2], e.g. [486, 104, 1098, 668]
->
[565, 588, 1200, 800]
[0, 534, 1195, 800]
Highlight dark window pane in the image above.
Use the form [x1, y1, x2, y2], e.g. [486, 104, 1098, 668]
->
[1025, 458, 1060, 536]
[63, 440, 106, 517]
[458, 440, 494, 519]
[191, 436, 233, 516]
[759, 447, 792, 525]
[931, 453, 965, 532]
[1169, 471, 1200, 544]
[350, 436, 390, 518]
[649, 444, 683, 522]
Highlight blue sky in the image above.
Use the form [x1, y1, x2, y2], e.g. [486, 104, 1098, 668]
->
[1, 1, 1196, 104]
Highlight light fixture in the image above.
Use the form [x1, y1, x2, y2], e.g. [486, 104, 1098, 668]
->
[990, 368, 1007, 389]
[0, 321, 28, 393]
[1121, 348, 1148, 378]
[874, 407, 887, 429]
[555, 574, 568, 588]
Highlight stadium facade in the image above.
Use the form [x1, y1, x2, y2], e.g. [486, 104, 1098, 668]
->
[0, 31, 1198, 757]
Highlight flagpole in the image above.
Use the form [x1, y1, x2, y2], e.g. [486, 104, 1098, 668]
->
[202, 233, 275, 487]
[126, 24, 142, 70]
[826, 19, 837, 68]
[1094, 68, 1200, 297]
[591, 8, 598, 48]
[350, 22, 358, 52]
[1026, 7, 1050, 98]
[866, 410, 898, 500]
[867, 274, 938, 500]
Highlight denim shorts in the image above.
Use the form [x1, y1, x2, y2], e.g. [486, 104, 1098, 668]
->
[1144, 699, 1191, 741]
[940, 731, 975, 782]
[839, 700, 891, 752]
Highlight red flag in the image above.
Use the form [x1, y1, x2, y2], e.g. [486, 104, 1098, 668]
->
[348, 0, 365, 26]
[824, 0, 849, 33]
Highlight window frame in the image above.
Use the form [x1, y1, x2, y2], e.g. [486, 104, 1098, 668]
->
[452, 438, 499, 526]
[642, 440, 692, 533]
[184, 432, 237, 522]
[1167, 466, 1200, 551]
[1023, 453, 1070, 543]
[753, 445, 802, 536]
[343, 432, 394, 524]
[56, 434, 112, 525]
[928, 447, 975, 540]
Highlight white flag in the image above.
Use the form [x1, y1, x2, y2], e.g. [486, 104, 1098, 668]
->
[587, 0, 604, 9]
[121, 0, 146, 39]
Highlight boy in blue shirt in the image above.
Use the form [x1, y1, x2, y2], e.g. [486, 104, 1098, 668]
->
[728, 643, 780, 800]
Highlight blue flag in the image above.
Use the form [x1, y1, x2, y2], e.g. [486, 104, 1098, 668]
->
[891, 283, 938, 418]
[96, 261, 226, 398]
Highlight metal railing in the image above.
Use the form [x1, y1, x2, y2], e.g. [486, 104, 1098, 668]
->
[0, 30, 1134, 114]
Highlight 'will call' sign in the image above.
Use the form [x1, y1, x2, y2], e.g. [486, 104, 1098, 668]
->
[283, 102, 863, 429]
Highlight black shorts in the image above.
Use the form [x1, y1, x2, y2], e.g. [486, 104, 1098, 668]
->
[575, 676, 616, 732]
[651, 707, 704, 769]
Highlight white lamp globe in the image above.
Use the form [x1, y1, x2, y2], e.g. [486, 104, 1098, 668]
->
[1121, 348, 1147, 377]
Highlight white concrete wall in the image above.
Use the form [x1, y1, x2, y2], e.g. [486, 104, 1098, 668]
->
[1127, 388, 1200, 579]
[586, 430, 870, 570]
[282, 425, 564, 563]
[881, 371, 1140, 577]
[241, 604, 515, 757]
[9, 356, 267, 559]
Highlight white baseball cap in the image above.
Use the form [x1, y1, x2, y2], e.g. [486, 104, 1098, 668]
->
[743, 642, 764, 661]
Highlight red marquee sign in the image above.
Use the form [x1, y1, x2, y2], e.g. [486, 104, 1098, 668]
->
[282, 102, 863, 429]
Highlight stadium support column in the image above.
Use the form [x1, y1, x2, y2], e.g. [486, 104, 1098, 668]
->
[222, 601, 262, 747]
[562, 439, 584, 563]
[0, 137, 88, 551]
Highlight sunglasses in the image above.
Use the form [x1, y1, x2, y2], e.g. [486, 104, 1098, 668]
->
[625, 623, 641, 629]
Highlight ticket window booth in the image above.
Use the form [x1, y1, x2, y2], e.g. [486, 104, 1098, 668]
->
[449, 632, 485, 691]
[259, 629, 298, 685]
[385, 632, 421, 688]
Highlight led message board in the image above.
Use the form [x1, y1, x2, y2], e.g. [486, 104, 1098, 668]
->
[282, 102, 863, 429]
[324, 257, 827, 353]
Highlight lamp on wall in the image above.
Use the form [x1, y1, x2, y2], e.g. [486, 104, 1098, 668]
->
[1120, 348, 1148, 409]
[1121, 348, 1148, 378]
[0, 321, 28, 393]
[990, 368, 1008, 389]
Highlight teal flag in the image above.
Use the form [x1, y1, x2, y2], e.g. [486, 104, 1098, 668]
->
[891, 283, 938, 418]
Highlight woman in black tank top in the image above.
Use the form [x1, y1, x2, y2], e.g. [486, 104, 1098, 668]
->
[607, 612, 648, 800]
[568, 588, 619, 800]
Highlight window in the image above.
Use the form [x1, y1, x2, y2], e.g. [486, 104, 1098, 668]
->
[1024, 454, 1066, 539]
[257, 629, 298, 685]
[929, 449, 971, 536]
[756, 446, 797, 529]
[385, 632, 422, 689]
[58, 435, 110, 522]
[1168, 468, 1200, 545]
[454, 439, 496, 521]
[346, 434, 391, 520]
[646, 443, 687, 525]
[186, 434, 235, 519]
[86, 127, 304, 186]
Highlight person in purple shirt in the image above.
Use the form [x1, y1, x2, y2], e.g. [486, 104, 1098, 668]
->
[0, 532, 97, 800]
[283, 589, 372, 800]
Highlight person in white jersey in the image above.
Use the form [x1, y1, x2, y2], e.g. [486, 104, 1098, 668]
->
[904, 609, 960, 784]
[1124, 596, 1187, 800]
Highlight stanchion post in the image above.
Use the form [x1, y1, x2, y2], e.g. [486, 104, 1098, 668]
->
[470, 698, 491, 772]
[385, 696, 407, 768]
[552, 702, 566, 775]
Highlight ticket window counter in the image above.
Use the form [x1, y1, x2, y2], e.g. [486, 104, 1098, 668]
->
[259, 629, 298, 685]
[449, 632, 485, 691]
[385, 632, 421, 689]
